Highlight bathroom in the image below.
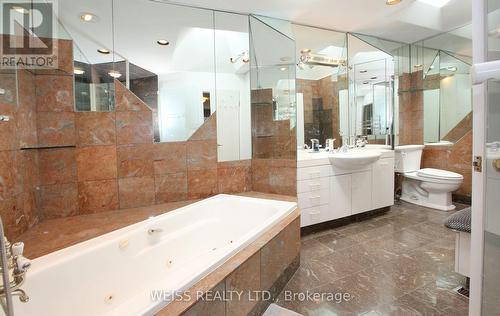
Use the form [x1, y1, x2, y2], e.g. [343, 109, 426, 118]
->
[0, 0, 498, 315]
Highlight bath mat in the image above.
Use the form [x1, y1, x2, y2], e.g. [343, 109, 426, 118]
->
[263, 304, 303, 316]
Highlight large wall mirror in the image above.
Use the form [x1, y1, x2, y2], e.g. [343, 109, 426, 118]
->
[60, 0, 252, 161]
[293, 24, 347, 150]
[414, 24, 472, 145]
[347, 34, 396, 145]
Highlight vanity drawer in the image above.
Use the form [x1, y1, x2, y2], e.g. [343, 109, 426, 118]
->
[300, 204, 332, 227]
[298, 189, 329, 209]
[297, 165, 332, 181]
[297, 177, 330, 193]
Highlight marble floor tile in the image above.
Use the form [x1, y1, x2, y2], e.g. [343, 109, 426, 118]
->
[276, 201, 469, 316]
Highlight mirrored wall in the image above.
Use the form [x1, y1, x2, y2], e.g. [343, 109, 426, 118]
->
[293, 24, 347, 150]
[413, 24, 472, 145]
[59, 0, 252, 161]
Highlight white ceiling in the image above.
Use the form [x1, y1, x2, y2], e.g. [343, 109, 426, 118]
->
[162, 0, 472, 43]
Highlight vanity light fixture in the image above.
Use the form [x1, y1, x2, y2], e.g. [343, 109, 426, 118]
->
[97, 48, 110, 54]
[386, 0, 402, 5]
[80, 13, 96, 22]
[73, 68, 85, 75]
[442, 66, 457, 72]
[108, 70, 122, 79]
[300, 49, 311, 54]
[157, 39, 169, 46]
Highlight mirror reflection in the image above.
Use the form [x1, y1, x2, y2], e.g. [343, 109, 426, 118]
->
[416, 24, 472, 144]
[293, 24, 347, 150]
[348, 34, 395, 146]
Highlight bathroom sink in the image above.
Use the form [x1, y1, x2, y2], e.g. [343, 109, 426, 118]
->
[329, 150, 382, 170]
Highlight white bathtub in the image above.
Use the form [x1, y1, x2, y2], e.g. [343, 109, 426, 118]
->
[7, 194, 297, 316]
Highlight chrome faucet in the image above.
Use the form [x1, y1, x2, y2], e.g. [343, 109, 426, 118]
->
[0, 218, 31, 315]
[355, 136, 368, 148]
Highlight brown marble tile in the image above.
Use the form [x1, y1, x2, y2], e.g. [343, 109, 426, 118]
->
[153, 142, 187, 175]
[187, 140, 217, 171]
[78, 180, 119, 214]
[225, 252, 261, 316]
[76, 145, 117, 181]
[187, 169, 218, 199]
[15, 69, 37, 148]
[115, 110, 153, 145]
[180, 282, 226, 316]
[35, 74, 74, 112]
[118, 176, 155, 208]
[76, 112, 116, 146]
[261, 218, 300, 290]
[37, 112, 76, 146]
[0, 197, 26, 240]
[0, 151, 18, 201]
[0, 116, 17, 151]
[115, 80, 151, 112]
[117, 144, 154, 178]
[154, 172, 187, 203]
[217, 160, 252, 194]
[189, 113, 216, 141]
[39, 183, 78, 219]
[38, 148, 76, 185]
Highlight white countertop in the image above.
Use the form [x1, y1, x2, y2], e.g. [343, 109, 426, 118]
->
[298, 146, 394, 168]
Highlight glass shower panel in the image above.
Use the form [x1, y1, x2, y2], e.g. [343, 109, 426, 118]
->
[249, 15, 296, 159]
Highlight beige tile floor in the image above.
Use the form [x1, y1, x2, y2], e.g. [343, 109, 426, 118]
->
[276, 201, 470, 316]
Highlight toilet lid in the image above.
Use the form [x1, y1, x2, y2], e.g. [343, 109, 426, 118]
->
[417, 168, 463, 180]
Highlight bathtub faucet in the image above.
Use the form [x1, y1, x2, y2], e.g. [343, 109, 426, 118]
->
[0, 237, 31, 304]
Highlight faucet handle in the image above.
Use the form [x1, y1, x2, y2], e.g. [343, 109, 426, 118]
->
[11, 242, 24, 257]
[16, 256, 31, 272]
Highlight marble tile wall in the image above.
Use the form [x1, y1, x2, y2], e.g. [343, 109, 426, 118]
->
[1, 38, 252, 239]
[398, 71, 424, 146]
[251, 89, 297, 196]
[0, 67, 41, 240]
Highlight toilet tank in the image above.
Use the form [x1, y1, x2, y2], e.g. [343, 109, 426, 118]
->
[394, 145, 425, 173]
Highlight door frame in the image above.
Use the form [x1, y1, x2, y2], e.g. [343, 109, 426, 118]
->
[470, 0, 487, 314]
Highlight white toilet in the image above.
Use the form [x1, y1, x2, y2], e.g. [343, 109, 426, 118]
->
[395, 145, 464, 211]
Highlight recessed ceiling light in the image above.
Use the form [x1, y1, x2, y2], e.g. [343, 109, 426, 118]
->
[108, 70, 122, 78]
[417, 0, 450, 8]
[73, 68, 85, 75]
[280, 56, 292, 62]
[360, 70, 368, 73]
[97, 48, 110, 54]
[80, 13, 96, 22]
[443, 66, 457, 72]
[386, 0, 402, 5]
[280, 67, 287, 71]
[157, 39, 169, 46]
[300, 49, 311, 54]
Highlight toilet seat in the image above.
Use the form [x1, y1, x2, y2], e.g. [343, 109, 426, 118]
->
[417, 168, 464, 181]
[403, 168, 463, 184]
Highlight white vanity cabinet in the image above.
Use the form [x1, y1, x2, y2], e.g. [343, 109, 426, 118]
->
[297, 149, 395, 227]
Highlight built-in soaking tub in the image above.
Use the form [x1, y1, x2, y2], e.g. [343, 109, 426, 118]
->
[8, 194, 297, 316]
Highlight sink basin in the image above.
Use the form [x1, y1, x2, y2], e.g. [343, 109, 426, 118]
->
[329, 150, 382, 170]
